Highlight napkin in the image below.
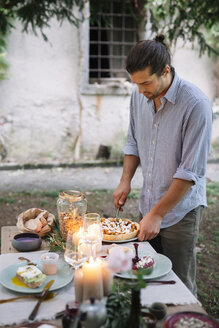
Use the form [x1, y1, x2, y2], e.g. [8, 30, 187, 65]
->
[0, 251, 75, 326]
[0, 244, 201, 326]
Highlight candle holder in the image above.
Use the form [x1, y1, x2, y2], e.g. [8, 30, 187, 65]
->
[82, 213, 103, 259]
[64, 230, 88, 269]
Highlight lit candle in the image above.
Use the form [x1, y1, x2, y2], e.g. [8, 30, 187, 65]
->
[99, 259, 114, 296]
[74, 268, 84, 303]
[82, 257, 104, 300]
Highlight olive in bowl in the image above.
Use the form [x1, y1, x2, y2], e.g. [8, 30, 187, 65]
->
[12, 232, 42, 252]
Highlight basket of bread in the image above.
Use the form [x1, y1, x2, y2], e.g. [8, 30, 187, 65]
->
[17, 208, 55, 237]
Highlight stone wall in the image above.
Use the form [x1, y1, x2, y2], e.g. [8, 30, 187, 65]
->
[0, 19, 217, 164]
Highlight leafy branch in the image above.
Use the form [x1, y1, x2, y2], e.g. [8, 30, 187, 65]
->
[145, 0, 219, 56]
[46, 218, 66, 252]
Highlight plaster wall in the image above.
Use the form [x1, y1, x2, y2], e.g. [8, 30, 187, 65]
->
[0, 20, 217, 164]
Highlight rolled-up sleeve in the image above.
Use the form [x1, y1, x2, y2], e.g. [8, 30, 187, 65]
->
[123, 94, 139, 157]
[173, 99, 213, 184]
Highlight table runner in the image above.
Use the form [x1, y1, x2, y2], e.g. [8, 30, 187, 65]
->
[0, 243, 200, 326]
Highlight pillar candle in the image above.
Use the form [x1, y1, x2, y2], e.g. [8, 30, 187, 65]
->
[82, 257, 104, 300]
[74, 268, 84, 303]
[99, 259, 114, 296]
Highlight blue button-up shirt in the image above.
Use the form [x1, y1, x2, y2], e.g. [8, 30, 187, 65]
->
[123, 72, 213, 228]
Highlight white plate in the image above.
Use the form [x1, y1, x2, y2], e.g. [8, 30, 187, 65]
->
[115, 253, 172, 280]
[103, 237, 138, 244]
[0, 260, 74, 294]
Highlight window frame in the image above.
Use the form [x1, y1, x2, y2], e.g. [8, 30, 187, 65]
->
[79, 1, 144, 95]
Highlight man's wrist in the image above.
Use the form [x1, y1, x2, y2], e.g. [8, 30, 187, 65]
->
[120, 176, 131, 184]
[150, 206, 166, 219]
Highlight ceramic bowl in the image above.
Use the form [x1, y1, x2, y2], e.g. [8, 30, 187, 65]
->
[12, 232, 42, 251]
[141, 311, 157, 328]
[149, 302, 167, 320]
[164, 311, 219, 328]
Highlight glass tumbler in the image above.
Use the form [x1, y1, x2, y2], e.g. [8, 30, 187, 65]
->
[81, 213, 103, 258]
[64, 230, 88, 269]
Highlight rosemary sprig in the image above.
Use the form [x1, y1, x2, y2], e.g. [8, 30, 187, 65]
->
[46, 218, 66, 252]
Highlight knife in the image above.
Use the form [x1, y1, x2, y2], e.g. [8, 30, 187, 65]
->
[28, 280, 54, 321]
[115, 205, 122, 218]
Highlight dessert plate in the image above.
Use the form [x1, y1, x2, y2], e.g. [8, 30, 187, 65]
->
[164, 311, 219, 328]
[102, 237, 138, 243]
[115, 253, 172, 280]
[0, 260, 73, 294]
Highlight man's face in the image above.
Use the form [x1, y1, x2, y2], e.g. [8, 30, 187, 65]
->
[130, 66, 169, 100]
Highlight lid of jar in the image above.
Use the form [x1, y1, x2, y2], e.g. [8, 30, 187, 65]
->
[59, 190, 86, 202]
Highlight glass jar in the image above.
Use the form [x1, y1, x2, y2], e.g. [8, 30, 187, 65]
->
[57, 190, 87, 240]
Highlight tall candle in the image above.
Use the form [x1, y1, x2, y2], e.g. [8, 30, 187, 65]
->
[74, 268, 84, 303]
[82, 257, 104, 300]
[99, 259, 114, 296]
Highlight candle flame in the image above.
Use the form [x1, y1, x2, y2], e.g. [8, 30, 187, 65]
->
[89, 256, 94, 264]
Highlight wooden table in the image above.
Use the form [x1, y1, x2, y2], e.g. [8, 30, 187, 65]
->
[1, 226, 207, 327]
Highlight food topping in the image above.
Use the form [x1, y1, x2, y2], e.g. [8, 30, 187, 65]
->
[132, 255, 155, 271]
[16, 265, 46, 284]
[101, 218, 137, 235]
[173, 316, 213, 328]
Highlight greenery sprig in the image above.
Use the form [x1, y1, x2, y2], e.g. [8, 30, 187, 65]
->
[103, 275, 146, 328]
[46, 218, 66, 252]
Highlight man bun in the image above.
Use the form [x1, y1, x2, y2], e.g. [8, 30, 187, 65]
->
[154, 34, 169, 50]
[154, 34, 165, 43]
[126, 34, 173, 76]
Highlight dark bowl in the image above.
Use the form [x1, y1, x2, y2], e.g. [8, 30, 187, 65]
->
[141, 311, 157, 328]
[164, 311, 219, 328]
[149, 302, 167, 320]
[12, 232, 42, 252]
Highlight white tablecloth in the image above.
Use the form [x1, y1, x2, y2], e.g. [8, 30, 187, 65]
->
[0, 242, 200, 326]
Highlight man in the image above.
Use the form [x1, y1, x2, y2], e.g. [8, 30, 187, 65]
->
[113, 35, 213, 295]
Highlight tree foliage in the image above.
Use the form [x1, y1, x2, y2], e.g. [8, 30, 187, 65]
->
[0, 0, 218, 81]
[145, 0, 219, 56]
[0, 0, 87, 41]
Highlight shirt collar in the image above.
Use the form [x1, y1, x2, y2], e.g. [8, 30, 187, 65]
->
[163, 71, 180, 105]
[145, 71, 180, 105]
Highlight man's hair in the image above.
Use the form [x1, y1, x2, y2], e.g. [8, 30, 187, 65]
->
[126, 34, 172, 76]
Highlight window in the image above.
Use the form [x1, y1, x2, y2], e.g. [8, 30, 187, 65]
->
[89, 0, 139, 84]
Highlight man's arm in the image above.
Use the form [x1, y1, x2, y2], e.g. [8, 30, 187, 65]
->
[113, 154, 140, 208]
[138, 178, 193, 241]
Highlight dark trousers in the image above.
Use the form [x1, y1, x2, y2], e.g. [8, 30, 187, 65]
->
[145, 206, 203, 296]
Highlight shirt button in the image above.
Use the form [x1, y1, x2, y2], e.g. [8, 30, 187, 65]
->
[147, 189, 150, 192]
[150, 157, 153, 160]
[148, 173, 151, 176]
[154, 123, 157, 127]
[152, 140, 155, 144]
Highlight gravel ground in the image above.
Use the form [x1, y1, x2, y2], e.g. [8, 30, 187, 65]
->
[0, 162, 219, 192]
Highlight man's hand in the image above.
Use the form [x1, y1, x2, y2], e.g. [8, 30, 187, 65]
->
[113, 181, 131, 208]
[138, 212, 163, 241]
